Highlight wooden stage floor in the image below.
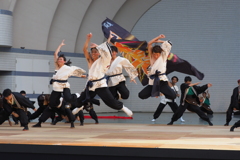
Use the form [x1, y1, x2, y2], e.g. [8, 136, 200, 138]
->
[0, 121, 239, 151]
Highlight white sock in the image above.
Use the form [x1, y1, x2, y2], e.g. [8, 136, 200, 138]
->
[57, 97, 63, 108]
[75, 93, 80, 98]
[72, 106, 83, 115]
[152, 119, 156, 122]
[180, 117, 185, 122]
[121, 106, 133, 117]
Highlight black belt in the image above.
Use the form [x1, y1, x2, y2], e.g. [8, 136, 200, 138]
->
[106, 73, 123, 83]
[84, 76, 106, 103]
[50, 79, 68, 85]
[149, 70, 166, 97]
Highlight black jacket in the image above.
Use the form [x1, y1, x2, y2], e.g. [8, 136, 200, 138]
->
[180, 83, 208, 105]
[3, 92, 35, 115]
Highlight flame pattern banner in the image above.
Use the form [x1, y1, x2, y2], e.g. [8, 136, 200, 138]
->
[102, 18, 204, 86]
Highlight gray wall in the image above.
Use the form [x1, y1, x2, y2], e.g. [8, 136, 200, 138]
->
[126, 0, 240, 113]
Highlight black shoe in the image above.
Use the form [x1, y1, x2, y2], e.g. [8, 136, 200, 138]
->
[208, 121, 213, 126]
[230, 125, 236, 132]
[32, 123, 41, 127]
[95, 120, 99, 124]
[80, 122, 84, 126]
[70, 122, 75, 128]
[23, 125, 29, 131]
[51, 120, 59, 125]
[167, 121, 173, 125]
[224, 123, 229, 126]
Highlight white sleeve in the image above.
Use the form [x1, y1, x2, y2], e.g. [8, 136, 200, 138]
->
[70, 66, 86, 77]
[161, 41, 172, 60]
[121, 58, 138, 80]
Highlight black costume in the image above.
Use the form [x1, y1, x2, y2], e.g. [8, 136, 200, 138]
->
[168, 83, 213, 126]
[225, 86, 240, 126]
[2, 92, 35, 130]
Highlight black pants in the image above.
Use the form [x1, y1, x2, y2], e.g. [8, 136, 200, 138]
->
[49, 88, 77, 108]
[108, 81, 129, 100]
[171, 102, 210, 122]
[225, 103, 240, 124]
[77, 87, 123, 110]
[200, 106, 213, 115]
[13, 109, 29, 127]
[78, 109, 98, 123]
[138, 81, 176, 100]
[30, 105, 49, 120]
[0, 111, 9, 125]
[153, 102, 179, 119]
[38, 107, 57, 122]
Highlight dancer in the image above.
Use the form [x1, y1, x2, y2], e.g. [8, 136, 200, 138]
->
[2, 89, 36, 131]
[106, 45, 138, 100]
[224, 79, 240, 126]
[72, 33, 133, 117]
[199, 90, 213, 115]
[152, 76, 185, 122]
[48, 39, 85, 113]
[138, 34, 176, 101]
[167, 76, 213, 126]
[30, 94, 55, 123]
[12, 90, 32, 125]
[32, 94, 77, 128]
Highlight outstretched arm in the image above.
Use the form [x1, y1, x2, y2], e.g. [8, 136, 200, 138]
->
[54, 40, 65, 68]
[83, 33, 93, 65]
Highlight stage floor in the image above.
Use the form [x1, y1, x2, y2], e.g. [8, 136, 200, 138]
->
[0, 112, 240, 151]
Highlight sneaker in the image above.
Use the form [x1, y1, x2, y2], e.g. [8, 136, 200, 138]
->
[151, 119, 156, 122]
[72, 106, 84, 115]
[121, 106, 133, 117]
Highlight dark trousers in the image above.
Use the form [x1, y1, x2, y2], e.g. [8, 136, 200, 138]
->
[0, 111, 9, 125]
[138, 81, 176, 100]
[78, 109, 98, 123]
[30, 105, 49, 120]
[108, 81, 129, 100]
[38, 107, 57, 122]
[77, 87, 123, 110]
[225, 104, 240, 124]
[14, 109, 29, 126]
[49, 88, 77, 108]
[200, 106, 213, 115]
[153, 102, 179, 119]
[171, 102, 210, 122]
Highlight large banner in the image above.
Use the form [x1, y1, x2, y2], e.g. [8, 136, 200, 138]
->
[102, 18, 204, 86]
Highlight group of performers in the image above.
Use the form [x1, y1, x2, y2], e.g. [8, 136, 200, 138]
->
[0, 33, 239, 132]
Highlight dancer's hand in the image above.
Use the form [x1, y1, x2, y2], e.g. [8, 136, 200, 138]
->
[159, 34, 165, 39]
[207, 83, 212, 88]
[130, 79, 137, 84]
[33, 108, 37, 111]
[12, 112, 19, 118]
[87, 33, 92, 39]
[60, 39, 65, 46]
[81, 75, 87, 78]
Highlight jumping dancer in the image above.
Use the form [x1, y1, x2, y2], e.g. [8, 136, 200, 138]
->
[138, 34, 176, 101]
[106, 45, 138, 100]
[72, 33, 133, 117]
